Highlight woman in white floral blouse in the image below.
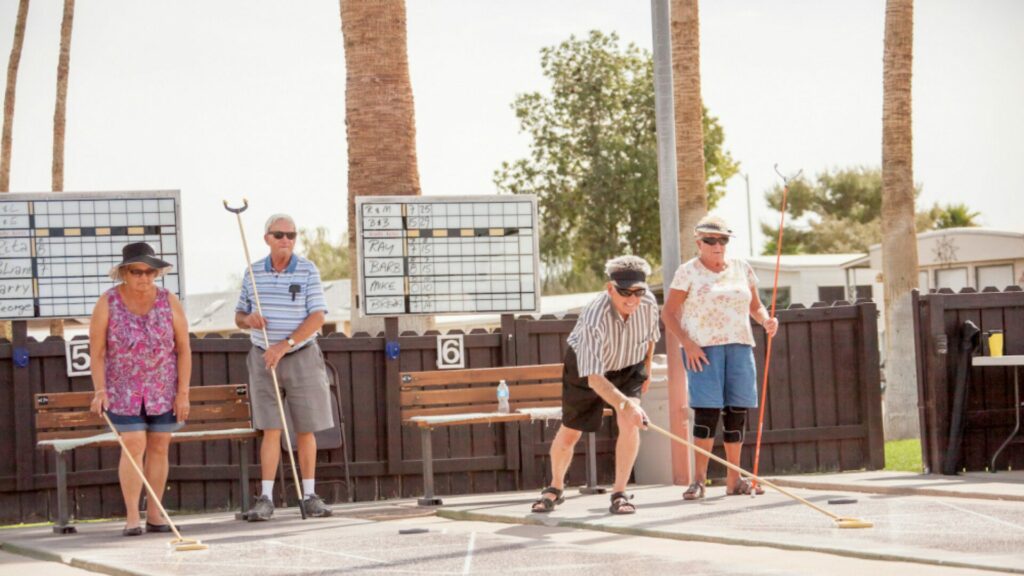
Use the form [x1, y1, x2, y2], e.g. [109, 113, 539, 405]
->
[661, 215, 778, 500]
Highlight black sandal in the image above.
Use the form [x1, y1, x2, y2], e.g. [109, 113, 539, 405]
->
[530, 486, 565, 513]
[609, 491, 636, 515]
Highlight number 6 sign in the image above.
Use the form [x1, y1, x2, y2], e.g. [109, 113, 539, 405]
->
[65, 340, 92, 377]
[436, 334, 465, 369]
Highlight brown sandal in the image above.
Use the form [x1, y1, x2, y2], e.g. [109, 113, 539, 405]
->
[682, 481, 705, 500]
[726, 477, 765, 496]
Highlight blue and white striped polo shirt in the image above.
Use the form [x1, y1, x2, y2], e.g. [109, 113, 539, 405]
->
[235, 254, 328, 350]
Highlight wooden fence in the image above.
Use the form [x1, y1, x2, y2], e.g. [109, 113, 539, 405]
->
[0, 301, 883, 524]
[914, 287, 1024, 473]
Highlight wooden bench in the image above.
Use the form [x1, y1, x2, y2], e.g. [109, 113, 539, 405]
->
[400, 364, 609, 506]
[34, 384, 259, 534]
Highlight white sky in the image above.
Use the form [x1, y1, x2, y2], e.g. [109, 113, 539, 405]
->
[1, 0, 1021, 296]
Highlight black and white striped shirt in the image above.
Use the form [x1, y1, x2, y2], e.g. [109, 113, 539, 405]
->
[566, 291, 661, 377]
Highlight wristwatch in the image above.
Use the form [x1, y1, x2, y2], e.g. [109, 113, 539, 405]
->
[286, 337, 296, 348]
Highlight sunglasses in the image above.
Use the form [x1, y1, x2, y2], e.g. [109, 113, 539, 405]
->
[127, 268, 159, 278]
[268, 231, 297, 240]
[613, 286, 647, 298]
[700, 236, 730, 246]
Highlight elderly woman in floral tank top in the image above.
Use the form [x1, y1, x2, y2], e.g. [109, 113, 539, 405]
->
[662, 215, 779, 501]
[89, 242, 191, 537]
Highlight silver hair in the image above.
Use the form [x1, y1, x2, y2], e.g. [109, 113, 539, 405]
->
[264, 213, 296, 234]
[604, 255, 652, 278]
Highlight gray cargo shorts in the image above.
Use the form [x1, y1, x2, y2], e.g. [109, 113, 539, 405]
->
[247, 342, 334, 433]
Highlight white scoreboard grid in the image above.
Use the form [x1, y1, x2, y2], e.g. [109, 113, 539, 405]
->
[0, 191, 184, 320]
[355, 195, 541, 317]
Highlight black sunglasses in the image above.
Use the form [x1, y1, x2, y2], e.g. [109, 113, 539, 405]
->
[700, 236, 730, 246]
[613, 286, 646, 298]
[268, 231, 297, 240]
[127, 268, 159, 277]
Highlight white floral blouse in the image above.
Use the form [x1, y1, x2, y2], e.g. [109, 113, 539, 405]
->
[670, 257, 759, 348]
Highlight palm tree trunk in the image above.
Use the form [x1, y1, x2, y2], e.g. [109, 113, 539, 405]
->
[1, 0, 29, 193]
[671, 0, 707, 262]
[48, 0, 75, 338]
[0, 0, 31, 342]
[881, 0, 919, 441]
[339, 0, 427, 334]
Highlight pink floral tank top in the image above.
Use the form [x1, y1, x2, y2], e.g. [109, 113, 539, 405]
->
[105, 287, 178, 416]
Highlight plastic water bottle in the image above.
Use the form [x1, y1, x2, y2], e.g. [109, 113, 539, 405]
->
[497, 380, 510, 414]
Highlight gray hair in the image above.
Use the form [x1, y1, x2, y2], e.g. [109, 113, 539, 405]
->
[604, 255, 652, 278]
[264, 213, 296, 234]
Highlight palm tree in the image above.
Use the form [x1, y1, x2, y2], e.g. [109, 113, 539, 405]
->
[671, 0, 707, 261]
[1, 0, 29, 193]
[881, 0, 919, 441]
[48, 0, 75, 337]
[1, 0, 31, 342]
[339, 0, 427, 334]
[934, 202, 981, 229]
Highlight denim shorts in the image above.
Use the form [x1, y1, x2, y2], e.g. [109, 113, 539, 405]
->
[107, 403, 183, 433]
[682, 344, 758, 409]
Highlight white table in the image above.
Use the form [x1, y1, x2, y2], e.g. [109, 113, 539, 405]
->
[972, 355, 1024, 471]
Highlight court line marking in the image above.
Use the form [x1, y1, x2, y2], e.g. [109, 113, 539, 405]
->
[462, 531, 476, 574]
[267, 539, 388, 563]
[936, 500, 1024, 532]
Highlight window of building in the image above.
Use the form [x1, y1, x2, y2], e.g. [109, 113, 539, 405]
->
[976, 264, 1014, 290]
[818, 286, 846, 303]
[759, 286, 791, 309]
[852, 284, 873, 300]
[919, 270, 930, 291]
[936, 267, 969, 291]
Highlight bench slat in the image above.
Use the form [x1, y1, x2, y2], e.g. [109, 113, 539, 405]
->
[406, 413, 531, 428]
[35, 402, 251, 432]
[400, 364, 562, 388]
[35, 420, 257, 442]
[34, 385, 249, 410]
[401, 382, 561, 408]
[402, 399, 561, 419]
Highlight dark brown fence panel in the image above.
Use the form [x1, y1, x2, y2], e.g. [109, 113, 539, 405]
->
[915, 287, 1024, 473]
[2, 300, 883, 524]
[513, 314, 619, 490]
[709, 301, 882, 479]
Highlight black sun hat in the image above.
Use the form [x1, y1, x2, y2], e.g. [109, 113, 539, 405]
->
[109, 242, 171, 278]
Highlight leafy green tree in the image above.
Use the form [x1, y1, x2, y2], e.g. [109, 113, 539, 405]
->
[759, 166, 980, 254]
[299, 227, 349, 280]
[494, 31, 738, 290]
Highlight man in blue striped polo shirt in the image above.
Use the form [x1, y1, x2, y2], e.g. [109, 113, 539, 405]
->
[234, 213, 334, 520]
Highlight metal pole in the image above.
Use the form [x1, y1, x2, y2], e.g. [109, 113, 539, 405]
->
[651, 0, 692, 485]
[744, 173, 754, 256]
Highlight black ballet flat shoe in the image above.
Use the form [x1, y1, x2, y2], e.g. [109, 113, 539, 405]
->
[122, 526, 143, 537]
[145, 522, 173, 533]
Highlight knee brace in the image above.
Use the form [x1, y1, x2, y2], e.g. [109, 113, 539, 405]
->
[692, 408, 721, 439]
[722, 406, 747, 444]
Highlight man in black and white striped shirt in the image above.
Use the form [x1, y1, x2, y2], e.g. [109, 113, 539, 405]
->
[530, 256, 660, 515]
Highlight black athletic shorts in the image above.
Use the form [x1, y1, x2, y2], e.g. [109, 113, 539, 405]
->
[561, 346, 646, 433]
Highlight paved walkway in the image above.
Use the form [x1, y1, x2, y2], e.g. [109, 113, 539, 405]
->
[0, 471, 1020, 576]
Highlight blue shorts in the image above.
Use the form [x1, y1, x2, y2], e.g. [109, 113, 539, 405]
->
[682, 344, 758, 409]
[107, 404, 183, 434]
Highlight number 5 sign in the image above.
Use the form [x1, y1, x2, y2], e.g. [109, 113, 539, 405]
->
[436, 334, 465, 369]
[66, 340, 92, 377]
